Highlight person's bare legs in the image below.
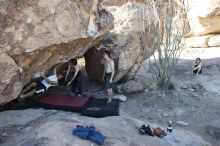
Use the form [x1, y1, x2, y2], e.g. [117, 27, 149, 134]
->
[20, 89, 36, 99]
[21, 82, 37, 94]
[110, 88, 113, 101]
[107, 88, 112, 103]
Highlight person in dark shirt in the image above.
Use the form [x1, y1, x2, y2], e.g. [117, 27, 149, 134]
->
[65, 59, 83, 96]
[192, 57, 202, 76]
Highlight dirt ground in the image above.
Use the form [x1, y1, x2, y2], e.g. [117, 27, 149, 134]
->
[120, 47, 220, 146]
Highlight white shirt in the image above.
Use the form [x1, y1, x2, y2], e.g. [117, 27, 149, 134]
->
[41, 75, 58, 90]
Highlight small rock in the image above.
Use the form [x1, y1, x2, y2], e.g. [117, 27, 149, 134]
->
[156, 113, 160, 117]
[180, 84, 188, 89]
[144, 88, 149, 92]
[122, 80, 145, 93]
[140, 114, 146, 117]
[2, 133, 7, 136]
[142, 109, 150, 113]
[174, 107, 185, 117]
[163, 113, 168, 117]
[188, 88, 195, 91]
[168, 120, 173, 125]
[190, 83, 204, 92]
[206, 126, 220, 140]
[157, 109, 162, 112]
[176, 121, 189, 126]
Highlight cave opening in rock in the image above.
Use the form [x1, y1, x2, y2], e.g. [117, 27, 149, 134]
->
[51, 54, 104, 96]
[83, 46, 105, 95]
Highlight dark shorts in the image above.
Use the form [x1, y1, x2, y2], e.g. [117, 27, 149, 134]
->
[35, 81, 47, 94]
[104, 72, 112, 90]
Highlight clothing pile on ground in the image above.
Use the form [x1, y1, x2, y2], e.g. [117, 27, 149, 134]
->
[73, 125, 106, 145]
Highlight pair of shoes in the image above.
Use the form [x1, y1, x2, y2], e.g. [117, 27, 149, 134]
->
[139, 124, 154, 136]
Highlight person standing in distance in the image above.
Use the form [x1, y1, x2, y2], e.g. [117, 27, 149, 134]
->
[192, 57, 202, 76]
[101, 50, 115, 103]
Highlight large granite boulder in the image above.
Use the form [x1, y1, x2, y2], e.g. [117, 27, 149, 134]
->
[183, 0, 220, 47]
[184, 34, 220, 48]
[0, 53, 21, 103]
[208, 35, 220, 47]
[0, 0, 113, 104]
[185, 0, 220, 36]
[101, 0, 146, 6]
[85, 2, 157, 82]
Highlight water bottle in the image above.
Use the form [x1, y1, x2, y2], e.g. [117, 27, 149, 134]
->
[167, 124, 173, 132]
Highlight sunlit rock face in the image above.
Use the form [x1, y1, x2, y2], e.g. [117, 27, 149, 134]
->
[0, 53, 21, 103]
[184, 0, 220, 47]
[85, 2, 157, 82]
[0, 0, 113, 104]
[101, 0, 146, 6]
[186, 0, 220, 36]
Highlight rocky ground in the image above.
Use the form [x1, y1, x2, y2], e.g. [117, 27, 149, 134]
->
[0, 47, 220, 146]
[124, 47, 220, 146]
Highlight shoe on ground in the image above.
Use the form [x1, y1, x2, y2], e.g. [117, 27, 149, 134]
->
[139, 124, 154, 136]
